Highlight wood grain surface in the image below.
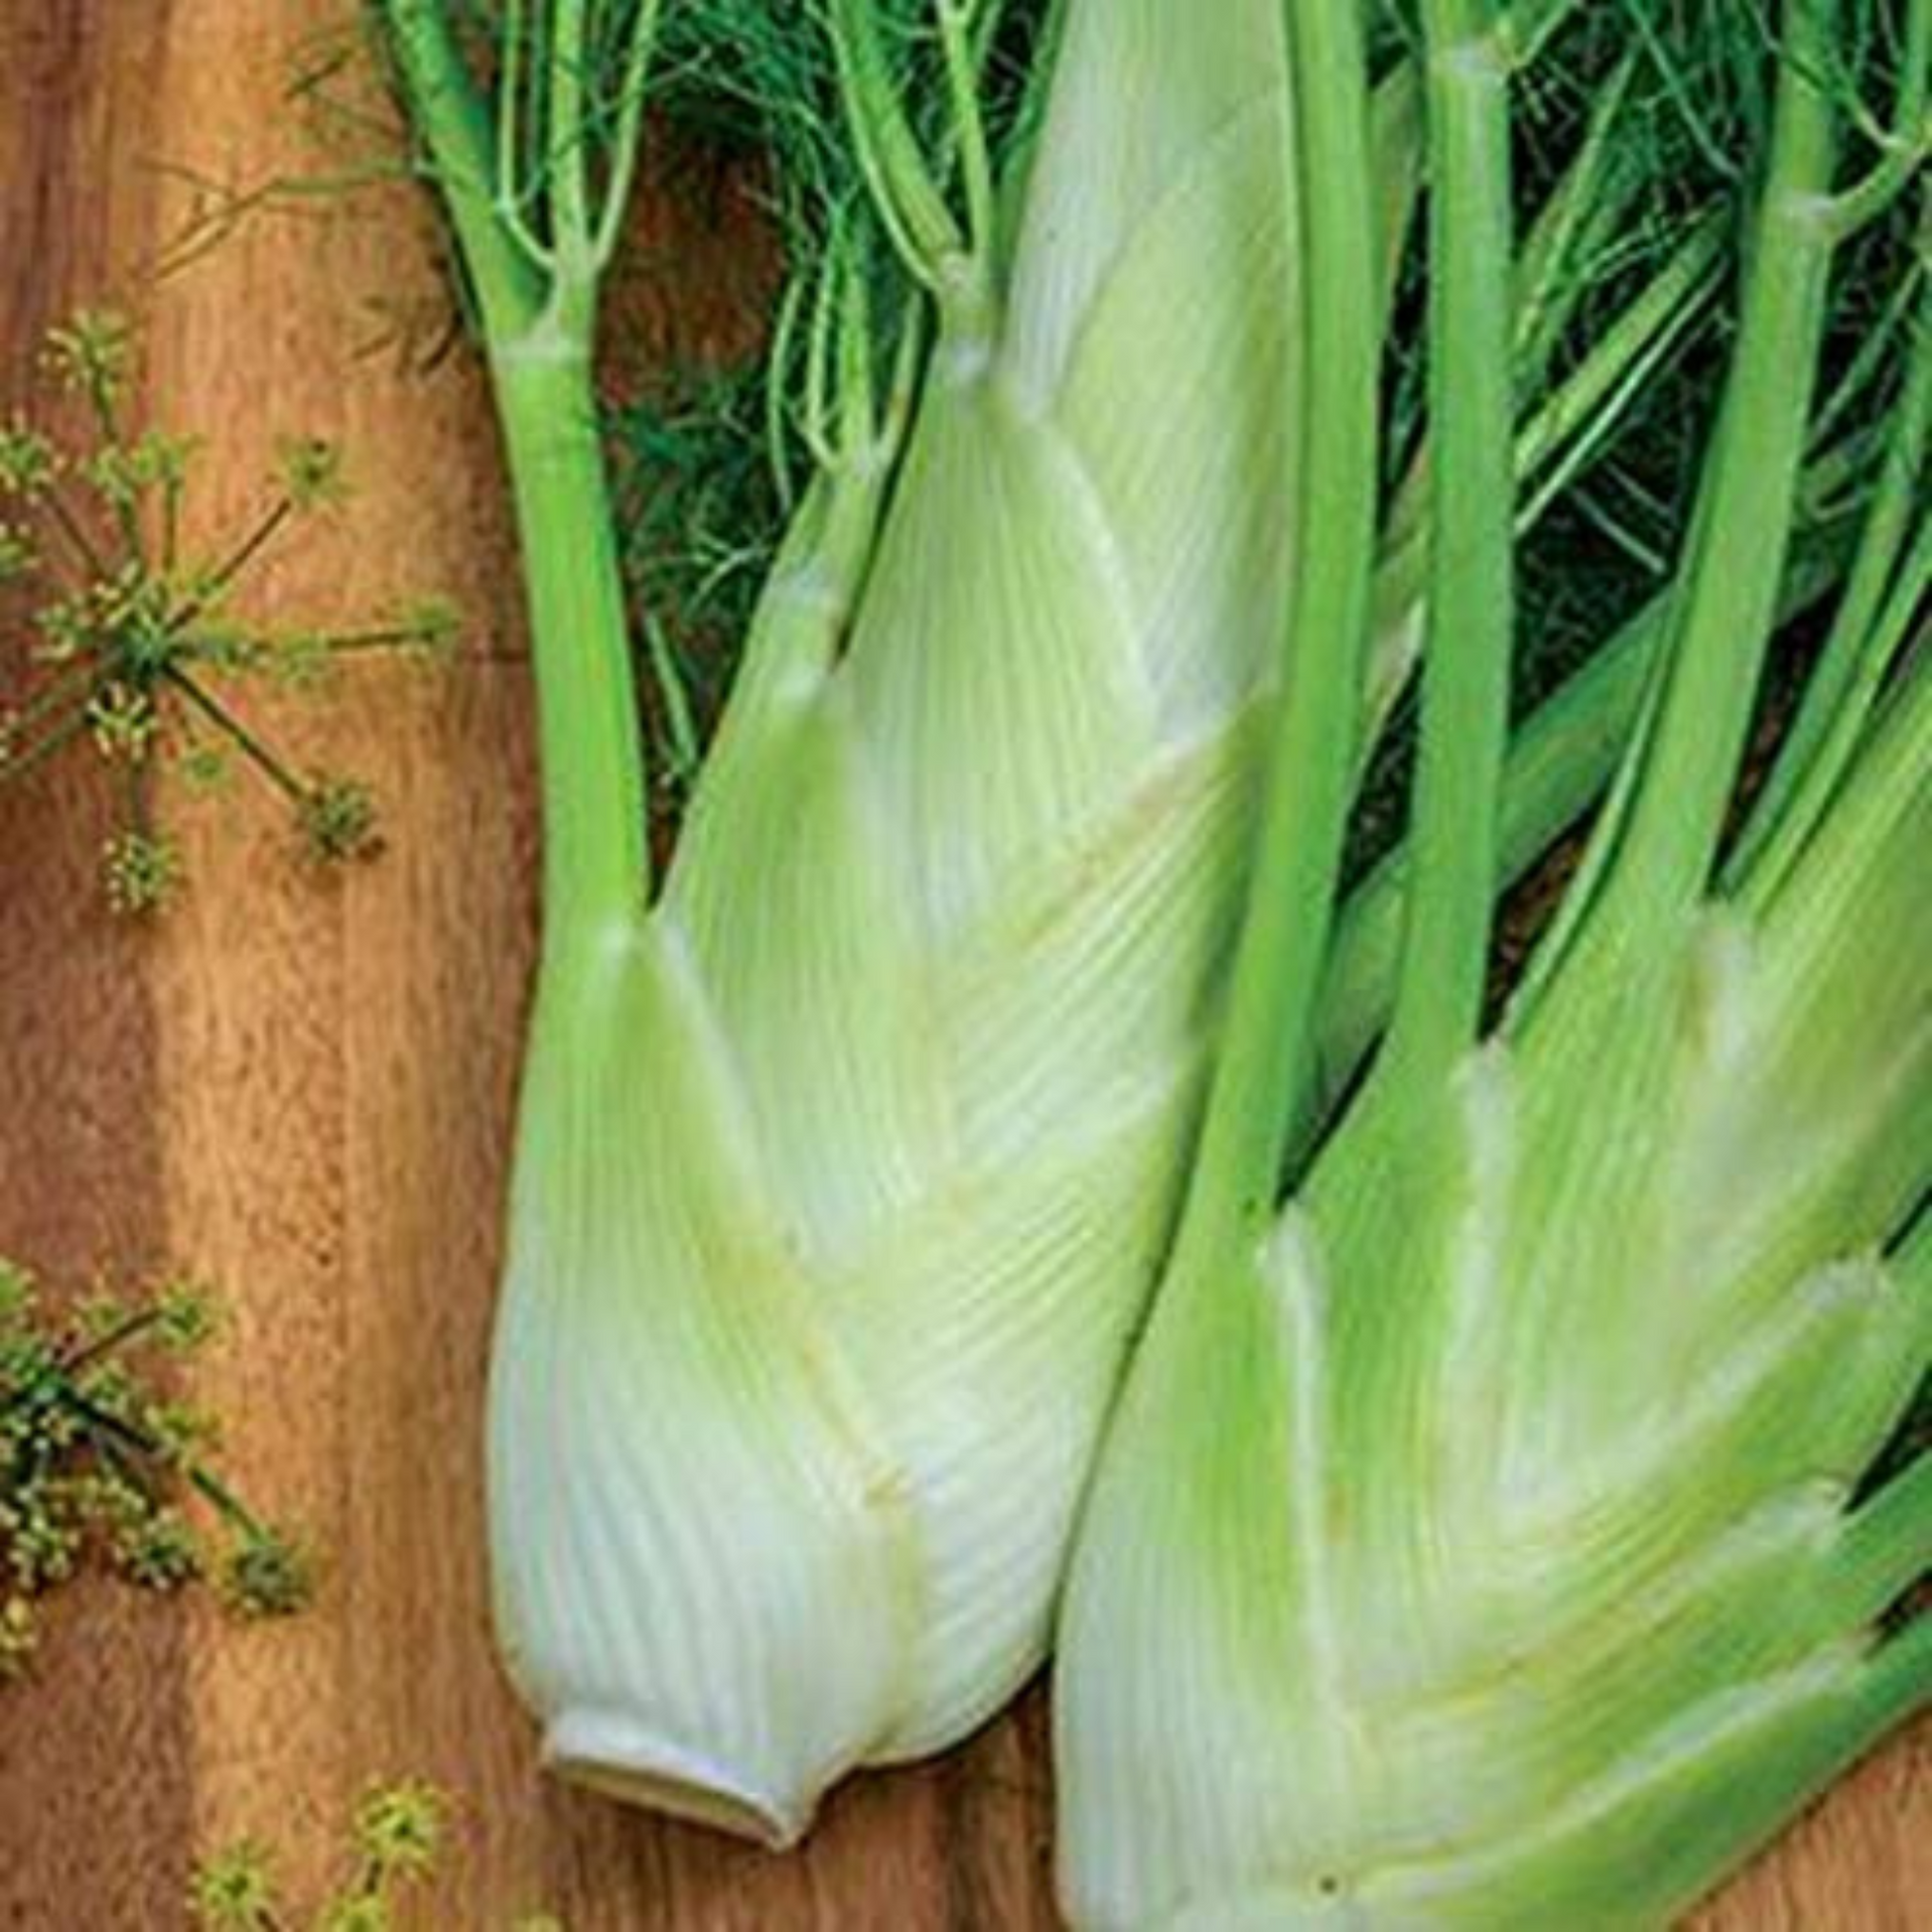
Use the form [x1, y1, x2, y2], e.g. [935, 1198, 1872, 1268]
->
[0, 5, 1922, 1927]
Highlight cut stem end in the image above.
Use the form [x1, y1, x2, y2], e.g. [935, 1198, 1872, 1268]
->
[541, 1708, 813, 1849]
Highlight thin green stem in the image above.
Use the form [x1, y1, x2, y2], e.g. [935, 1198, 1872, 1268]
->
[1514, 220, 1725, 512]
[187, 1462, 271, 1540]
[1570, 477, 1670, 572]
[0, 708, 94, 787]
[57, 1306, 168, 1376]
[1814, 0, 1929, 236]
[829, 0, 970, 302]
[495, 347, 650, 940]
[1728, 295, 1930, 895]
[494, 0, 558, 272]
[642, 614, 701, 782]
[1359, 97, 1719, 825]
[836, 251, 881, 455]
[1380, 1, 1519, 1084]
[277, 622, 445, 652]
[39, 487, 110, 580]
[124, 756, 151, 845]
[1381, 218, 1720, 589]
[546, 0, 596, 275]
[79, 380, 149, 574]
[1501, 0, 1591, 67]
[801, 240, 845, 473]
[1512, 52, 1639, 386]
[1315, 603, 1654, 1123]
[100, 469, 147, 576]
[765, 270, 810, 510]
[377, 0, 543, 338]
[193, 497, 294, 608]
[60, 1388, 163, 1462]
[161, 473, 184, 578]
[498, 0, 526, 209]
[938, 0, 996, 264]
[1310, 527, 1846, 1123]
[1810, 258, 1921, 453]
[1592, 4, 1843, 925]
[167, 669, 308, 801]
[1746, 505, 1930, 912]
[1168, 0, 1383, 1261]
[591, 0, 666, 270]
[1, 658, 101, 750]
[379, 1, 653, 925]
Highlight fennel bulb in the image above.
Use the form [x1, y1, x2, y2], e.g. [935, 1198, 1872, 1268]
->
[1055, 0, 1930, 1923]
[386, 0, 1299, 1840]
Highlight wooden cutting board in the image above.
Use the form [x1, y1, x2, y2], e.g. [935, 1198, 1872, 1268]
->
[0, 4, 1922, 1925]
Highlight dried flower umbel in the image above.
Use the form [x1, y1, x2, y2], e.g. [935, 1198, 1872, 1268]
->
[0, 307, 458, 911]
[0, 1255, 312, 1681]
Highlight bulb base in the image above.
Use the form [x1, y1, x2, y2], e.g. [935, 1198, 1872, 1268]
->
[542, 1708, 810, 1849]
